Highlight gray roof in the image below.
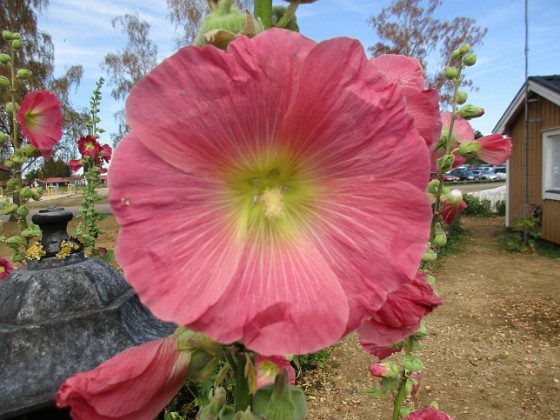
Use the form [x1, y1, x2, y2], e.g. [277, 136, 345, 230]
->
[529, 75, 560, 95]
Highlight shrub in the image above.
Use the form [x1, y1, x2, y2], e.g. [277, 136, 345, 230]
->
[463, 194, 493, 216]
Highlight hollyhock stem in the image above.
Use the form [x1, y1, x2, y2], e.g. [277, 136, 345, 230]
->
[226, 346, 252, 412]
[392, 336, 415, 420]
[276, 0, 300, 28]
[431, 62, 464, 236]
[254, 0, 272, 29]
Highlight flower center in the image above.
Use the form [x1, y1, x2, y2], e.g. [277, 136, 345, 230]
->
[259, 187, 285, 221]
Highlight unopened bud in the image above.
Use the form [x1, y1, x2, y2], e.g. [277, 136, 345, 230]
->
[447, 189, 463, 206]
[413, 325, 428, 340]
[369, 362, 399, 379]
[458, 141, 481, 158]
[5, 102, 16, 113]
[0, 132, 8, 143]
[403, 355, 424, 373]
[30, 188, 42, 201]
[11, 32, 21, 40]
[436, 154, 455, 173]
[463, 53, 477, 66]
[422, 246, 437, 262]
[428, 179, 440, 194]
[16, 69, 32, 80]
[22, 144, 37, 157]
[16, 205, 29, 218]
[0, 53, 10, 64]
[0, 75, 9, 88]
[3, 160, 14, 169]
[456, 90, 468, 104]
[459, 104, 484, 119]
[459, 43, 471, 55]
[451, 49, 461, 60]
[433, 232, 447, 247]
[11, 39, 23, 50]
[20, 186, 32, 200]
[2, 30, 13, 40]
[6, 178, 19, 189]
[444, 66, 459, 79]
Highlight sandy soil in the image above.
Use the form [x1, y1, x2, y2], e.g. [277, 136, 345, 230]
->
[302, 216, 560, 419]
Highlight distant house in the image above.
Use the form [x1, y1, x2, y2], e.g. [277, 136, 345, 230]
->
[494, 75, 560, 244]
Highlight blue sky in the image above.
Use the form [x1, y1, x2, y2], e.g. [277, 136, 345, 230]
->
[35, 0, 560, 147]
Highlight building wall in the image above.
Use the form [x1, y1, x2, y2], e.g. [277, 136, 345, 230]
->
[506, 92, 560, 244]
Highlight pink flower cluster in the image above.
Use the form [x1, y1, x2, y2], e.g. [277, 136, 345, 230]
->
[69, 135, 112, 173]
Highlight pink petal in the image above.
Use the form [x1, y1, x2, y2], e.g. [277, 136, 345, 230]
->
[441, 112, 474, 142]
[476, 134, 512, 165]
[371, 54, 426, 90]
[359, 272, 442, 360]
[401, 87, 441, 150]
[405, 407, 455, 420]
[56, 336, 190, 420]
[278, 37, 431, 190]
[109, 134, 244, 325]
[16, 91, 62, 150]
[125, 29, 316, 179]
[439, 200, 467, 226]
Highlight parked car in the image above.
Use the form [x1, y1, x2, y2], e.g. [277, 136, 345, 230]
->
[493, 166, 507, 180]
[443, 172, 461, 182]
[447, 168, 477, 181]
[477, 170, 500, 181]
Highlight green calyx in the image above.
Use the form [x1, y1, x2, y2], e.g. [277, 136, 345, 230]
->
[252, 369, 308, 420]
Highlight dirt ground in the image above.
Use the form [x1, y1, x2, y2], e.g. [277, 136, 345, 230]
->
[301, 216, 560, 420]
[2, 214, 559, 419]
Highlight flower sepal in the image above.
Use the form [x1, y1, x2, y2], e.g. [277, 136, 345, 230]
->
[175, 327, 222, 382]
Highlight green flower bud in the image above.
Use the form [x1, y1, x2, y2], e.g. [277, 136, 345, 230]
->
[428, 179, 440, 194]
[16, 69, 33, 80]
[444, 66, 459, 79]
[422, 246, 437, 262]
[451, 49, 461, 60]
[11, 39, 23, 50]
[30, 188, 42, 201]
[436, 154, 455, 173]
[459, 43, 471, 55]
[0, 75, 9, 88]
[0, 132, 8, 143]
[2, 30, 13, 40]
[5, 235, 24, 248]
[1, 204, 18, 216]
[4, 160, 15, 169]
[426, 275, 436, 285]
[433, 232, 447, 247]
[16, 205, 29, 218]
[403, 355, 424, 373]
[456, 90, 468, 104]
[11, 151, 27, 164]
[0, 53, 10, 64]
[458, 141, 481, 158]
[6, 178, 19, 189]
[5, 102, 17, 113]
[22, 144, 37, 157]
[413, 325, 428, 340]
[459, 104, 485, 119]
[446, 189, 463, 206]
[20, 186, 32, 200]
[399, 404, 414, 419]
[11, 32, 21, 40]
[463, 53, 477, 66]
[253, 369, 308, 420]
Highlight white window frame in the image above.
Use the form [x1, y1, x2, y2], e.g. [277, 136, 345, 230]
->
[542, 128, 560, 200]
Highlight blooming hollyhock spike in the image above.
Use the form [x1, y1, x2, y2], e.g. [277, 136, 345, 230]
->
[16, 91, 62, 151]
[359, 272, 442, 360]
[433, 112, 475, 170]
[255, 355, 296, 388]
[56, 335, 191, 420]
[404, 406, 455, 419]
[109, 29, 434, 355]
[0, 258, 13, 281]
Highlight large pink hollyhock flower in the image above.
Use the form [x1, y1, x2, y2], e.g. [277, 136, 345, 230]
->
[405, 407, 454, 419]
[109, 29, 433, 355]
[16, 91, 62, 150]
[371, 55, 442, 151]
[359, 272, 442, 360]
[0, 258, 13, 281]
[255, 355, 296, 388]
[55, 335, 190, 420]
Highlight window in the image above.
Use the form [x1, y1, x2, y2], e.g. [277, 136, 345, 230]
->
[543, 129, 560, 200]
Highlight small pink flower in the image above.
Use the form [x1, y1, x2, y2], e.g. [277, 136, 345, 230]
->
[78, 135, 101, 157]
[459, 133, 512, 165]
[69, 159, 82, 172]
[0, 258, 13, 281]
[55, 335, 190, 420]
[405, 406, 454, 419]
[255, 355, 296, 388]
[369, 363, 388, 378]
[439, 190, 467, 226]
[369, 362, 398, 379]
[16, 91, 63, 150]
[359, 272, 442, 360]
[109, 29, 434, 355]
